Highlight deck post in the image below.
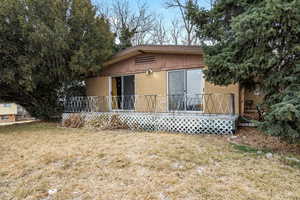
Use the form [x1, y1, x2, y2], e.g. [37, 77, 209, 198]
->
[230, 93, 235, 115]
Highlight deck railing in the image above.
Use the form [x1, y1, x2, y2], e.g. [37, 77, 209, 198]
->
[63, 94, 235, 115]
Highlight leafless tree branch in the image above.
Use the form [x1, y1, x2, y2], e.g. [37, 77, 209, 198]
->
[150, 16, 169, 45]
[170, 18, 182, 45]
[110, 0, 155, 46]
[165, 0, 198, 45]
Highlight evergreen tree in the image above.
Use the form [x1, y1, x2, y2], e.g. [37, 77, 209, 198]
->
[0, 0, 114, 119]
[189, 0, 300, 142]
[118, 26, 136, 50]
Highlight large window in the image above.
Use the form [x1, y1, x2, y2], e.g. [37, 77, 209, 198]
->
[168, 69, 204, 111]
[111, 75, 135, 110]
[1, 115, 9, 120]
[1, 104, 11, 108]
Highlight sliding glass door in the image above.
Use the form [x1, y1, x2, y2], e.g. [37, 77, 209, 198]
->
[186, 69, 203, 111]
[168, 70, 186, 111]
[168, 69, 204, 111]
[123, 75, 135, 110]
[111, 75, 135, 110]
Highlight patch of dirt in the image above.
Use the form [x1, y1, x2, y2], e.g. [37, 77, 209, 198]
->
[230, 127, 300, 155]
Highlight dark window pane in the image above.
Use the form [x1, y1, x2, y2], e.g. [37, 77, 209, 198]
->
[123, 75, 135, 110]
[168, 71, 185, 111]
[186, 69, 203, 111]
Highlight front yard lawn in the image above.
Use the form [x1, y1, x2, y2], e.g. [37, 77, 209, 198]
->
[0, 123, 299, 200]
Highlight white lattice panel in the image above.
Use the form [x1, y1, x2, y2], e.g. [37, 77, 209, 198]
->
[62, 112, 237, 135]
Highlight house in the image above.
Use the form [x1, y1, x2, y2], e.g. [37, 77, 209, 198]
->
[63, 45, 264, 134]
[0, 103, 17, 123]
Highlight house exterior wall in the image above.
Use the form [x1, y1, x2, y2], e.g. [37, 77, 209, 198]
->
[86, 76, 110, 112]
[0, 103, 17, 115]
[135, 71, 167, 112]
[135, 71, 167, 96]
[86, 53, 242, 115]
[86, 76, 109, 97]
[0, 103, 17, 123]
[204, 82, 240, 114]
[99, 53, 204, 76]
[161, 54, 203, 71]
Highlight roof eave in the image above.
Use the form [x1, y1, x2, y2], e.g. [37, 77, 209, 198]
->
[103, 51, 143, 67]
[103, 48, 203, 67]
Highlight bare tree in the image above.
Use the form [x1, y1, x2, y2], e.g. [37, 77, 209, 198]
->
[132, 31, 152, 45]
[93, 1, 110, 18]
[165, 0, 198, 45]
[150, 16, 169, 45]
[110, 0, 155, 48]
[210, 0, 218, 8]
[169, 18, 182, 45]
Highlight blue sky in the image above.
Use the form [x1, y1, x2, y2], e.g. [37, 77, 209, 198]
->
[92, 0, 211, 44]
[93, 0, 211, 23]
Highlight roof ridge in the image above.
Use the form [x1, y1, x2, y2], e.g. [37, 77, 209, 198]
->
[133, 44, 202, 47]
[115, 45, 202, 56]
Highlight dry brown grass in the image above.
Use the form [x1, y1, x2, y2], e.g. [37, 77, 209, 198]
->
[234, 127, 300, 154]
[0, 122, 299, 200]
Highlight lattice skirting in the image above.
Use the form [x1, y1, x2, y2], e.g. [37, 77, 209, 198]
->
[62, 112, 238, 135]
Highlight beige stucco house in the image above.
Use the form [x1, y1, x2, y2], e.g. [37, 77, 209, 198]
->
[63, 45, 264, 134]
[0, 103, 17, 123]
[85, 45, 263, 115]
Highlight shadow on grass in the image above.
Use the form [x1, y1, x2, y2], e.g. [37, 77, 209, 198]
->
[230, 143, 271, 154]
[231, 143, 300, 169]
[0, 121, 58, 134]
